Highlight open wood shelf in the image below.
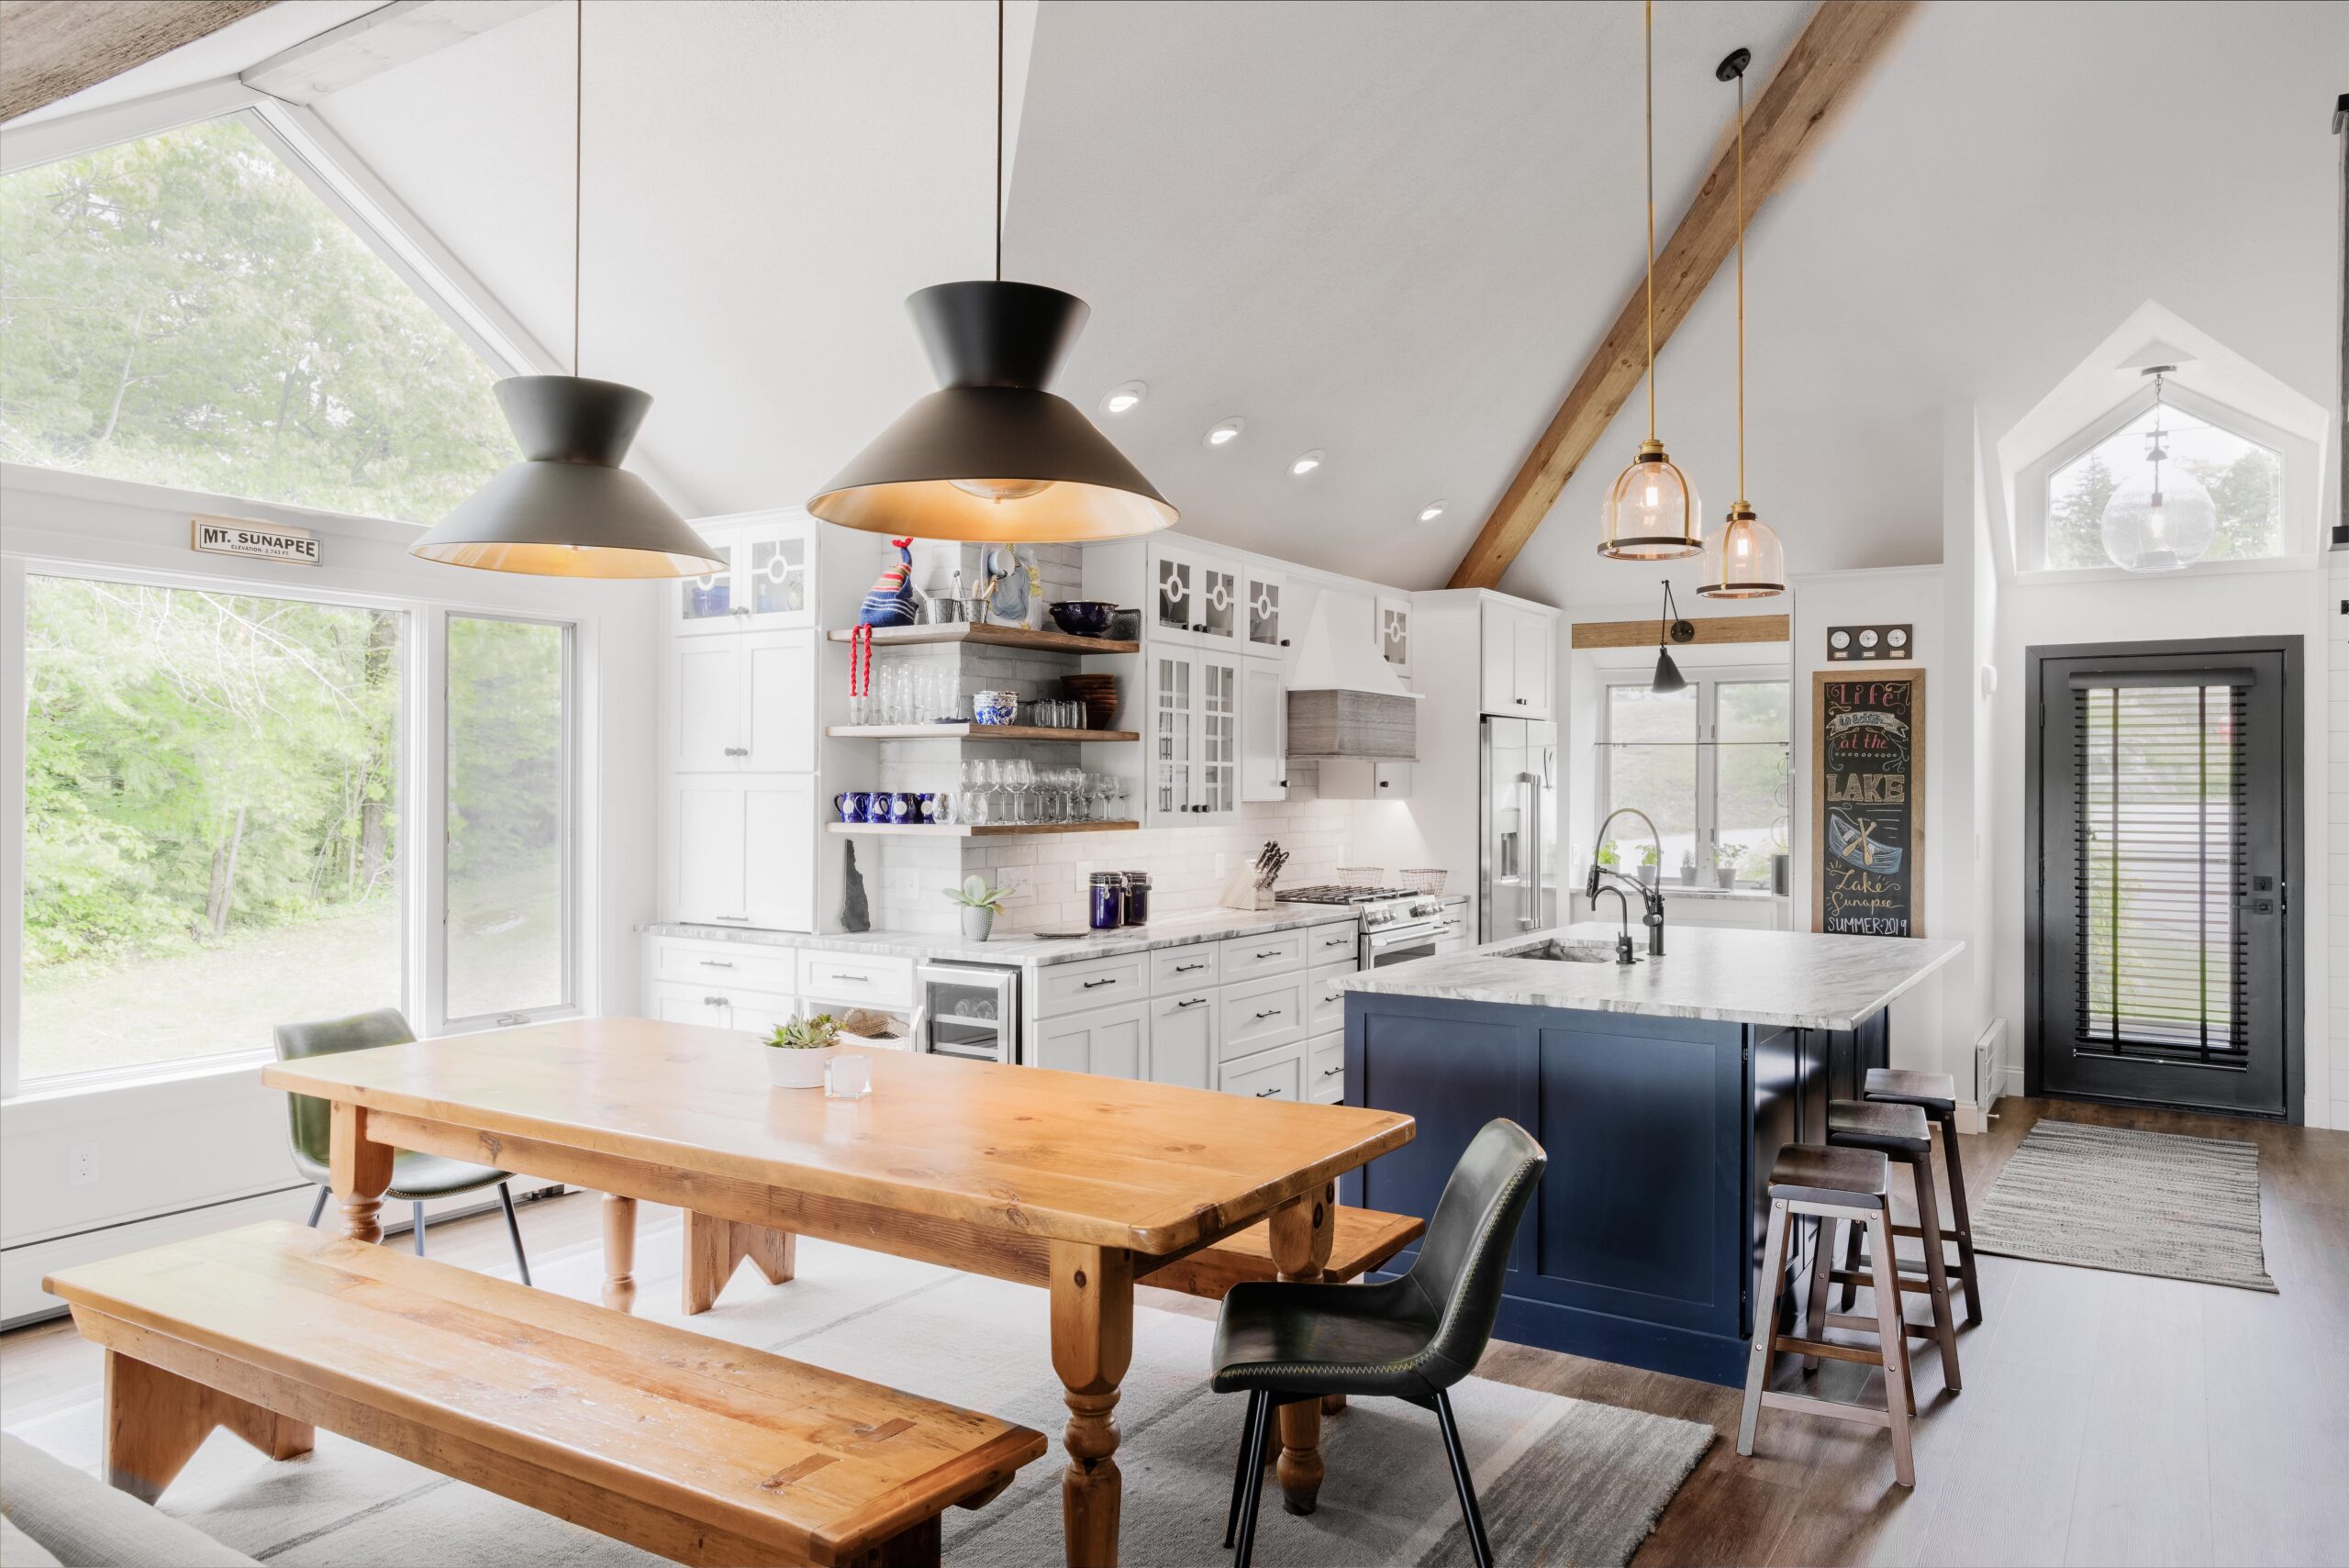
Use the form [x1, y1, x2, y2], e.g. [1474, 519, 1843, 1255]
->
[824, 623, 1138, 655]
[825, 820, 1141, 838]
[825, 724, 1137, 742]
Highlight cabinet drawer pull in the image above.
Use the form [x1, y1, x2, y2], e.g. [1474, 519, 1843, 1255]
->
[1253, 1008, 1283, 1019]
[1254, 1087, 1281, 1098]
[713, 914, 751, 923]
[1321, 1066, 1343, 1077]
[829, 971, 869, 983]
[703, 995, 729, 1006]
[1254, 950, 1283, 959]
[1174, 996, 1206, 1008]
[723, 746, 749, 757]
[1322, 937, 1350, 948]
[698, 960, 735, 969]
[1174, 962, 1208, 973]
[1082, 976, 1118, 989]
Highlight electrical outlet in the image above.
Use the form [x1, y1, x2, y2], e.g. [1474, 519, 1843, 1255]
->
[70, 1140, 98, 1187]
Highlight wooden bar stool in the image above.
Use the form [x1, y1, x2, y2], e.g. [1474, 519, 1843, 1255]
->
[1862, 1068, 1982, 1324]
[1822, 1099, 1963, 1396]
[1738, 1145, 1916, 1488]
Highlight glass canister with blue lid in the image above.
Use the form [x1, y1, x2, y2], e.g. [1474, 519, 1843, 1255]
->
[1088, 873, 1127, 931]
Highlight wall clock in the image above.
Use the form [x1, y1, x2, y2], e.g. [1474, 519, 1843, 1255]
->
[1826, 624, 1913, 662]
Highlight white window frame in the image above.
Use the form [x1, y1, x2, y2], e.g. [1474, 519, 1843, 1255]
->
[2015, 378, 2318, 580]
[1596, 664, 1791, 873]
[1, 552, 584, 1100]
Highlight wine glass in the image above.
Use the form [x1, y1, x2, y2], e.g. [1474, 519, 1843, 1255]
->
[1004, 759, 1034, 824]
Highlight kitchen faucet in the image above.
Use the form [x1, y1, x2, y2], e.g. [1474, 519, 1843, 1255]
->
[1591, 884, 1640, 964]
[1589, 806, 1667, 957]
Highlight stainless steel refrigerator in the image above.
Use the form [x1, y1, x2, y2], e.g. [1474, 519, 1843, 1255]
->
[1480, 717, 1559, 942]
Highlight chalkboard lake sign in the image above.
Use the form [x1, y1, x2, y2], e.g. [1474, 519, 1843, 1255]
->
[1811, 669, 1924, 938]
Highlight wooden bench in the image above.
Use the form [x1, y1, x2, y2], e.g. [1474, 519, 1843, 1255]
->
[1141, 1205, 1425, 1299]
[45, 1221, 1046, 1568]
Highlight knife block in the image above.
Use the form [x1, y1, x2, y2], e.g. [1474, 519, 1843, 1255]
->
[1220, 873, 1278, 911]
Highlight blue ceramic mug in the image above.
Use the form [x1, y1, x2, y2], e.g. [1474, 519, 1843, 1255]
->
[914, 792, 937, 823]
[888, 791, 919, 824]
[837, 791, 865, 822]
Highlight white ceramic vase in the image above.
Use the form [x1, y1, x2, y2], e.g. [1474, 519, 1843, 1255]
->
[765, 1045, 836, 1089]
[961, 906, 995, 941]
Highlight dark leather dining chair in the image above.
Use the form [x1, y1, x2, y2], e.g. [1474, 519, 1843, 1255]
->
[273, 1008, 531, 1284]
[1210, 1118, 1545, 1568]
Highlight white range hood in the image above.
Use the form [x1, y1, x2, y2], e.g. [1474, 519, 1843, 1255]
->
[1286, 592, 1419, 762]
[1287, 592, 1421, 699]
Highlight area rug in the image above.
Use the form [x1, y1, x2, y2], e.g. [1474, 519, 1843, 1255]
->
[3, 1220, 1714, 1566]
[1970, 1119, 2275, 1292]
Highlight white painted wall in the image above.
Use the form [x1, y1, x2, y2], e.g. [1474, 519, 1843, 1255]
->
[0, 463, 663, 1319]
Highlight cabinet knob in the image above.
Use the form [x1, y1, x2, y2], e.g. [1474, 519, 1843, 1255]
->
[1378, 779, 1390, 788]
[724, 747, 749, 757]
[1279, 639, 1290, 647]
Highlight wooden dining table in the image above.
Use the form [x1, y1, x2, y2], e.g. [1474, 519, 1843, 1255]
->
[262, 1017, 1414, 1568]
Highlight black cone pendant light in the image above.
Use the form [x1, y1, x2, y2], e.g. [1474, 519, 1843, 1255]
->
[807, 1, 1174, 544]
[412, 2, 720, 579]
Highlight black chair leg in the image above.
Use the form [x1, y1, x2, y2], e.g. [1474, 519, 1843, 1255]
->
[1223, 1390, 1264, 1549]
[497, 1182, 532, 1287]
[1231, 1389, 1276, 1568]
[306, 1185, 328, 1229]
[1434, 1389, 1495, 1568]
[412, 1201, 427, 1257]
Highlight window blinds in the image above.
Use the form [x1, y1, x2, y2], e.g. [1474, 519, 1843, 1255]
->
[2072, 682, 2248, 1059]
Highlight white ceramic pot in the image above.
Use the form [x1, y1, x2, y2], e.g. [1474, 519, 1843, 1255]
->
[960, 906, 996, 941]
[765, 1045, 836, 1089]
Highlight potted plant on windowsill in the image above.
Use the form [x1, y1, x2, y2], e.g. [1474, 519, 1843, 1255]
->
[946, 875, 1014, 941]
[763, 1013, 841, 1088]
[1637, 844, 1659, 888]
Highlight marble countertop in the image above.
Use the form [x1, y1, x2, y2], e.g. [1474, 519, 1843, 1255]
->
[641, 901, 1358, 969]
[1341, 922, 1964, 1031]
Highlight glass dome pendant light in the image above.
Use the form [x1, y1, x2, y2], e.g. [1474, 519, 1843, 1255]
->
[1600, 0, 1702, 562]
[411, 0, 722, 579]
[2099, 368, 2217, 573]
[807, 0, 1176, 543]
[1698, 47, 1785, 598]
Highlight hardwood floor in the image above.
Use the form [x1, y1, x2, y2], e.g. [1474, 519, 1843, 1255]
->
[5, 1096, 2343, 1566]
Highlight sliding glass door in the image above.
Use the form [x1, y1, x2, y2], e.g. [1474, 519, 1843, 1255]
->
[2032, 643, 2294, 1118]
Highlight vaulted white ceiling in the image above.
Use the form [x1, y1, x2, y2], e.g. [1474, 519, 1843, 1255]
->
[35, 0, 2342, 596]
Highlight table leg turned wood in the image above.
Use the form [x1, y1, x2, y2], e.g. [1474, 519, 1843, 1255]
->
[602, 1194, 639, 1314]
[1050, 1240, 1133, 1568]
[328, 1102, 393, 1245]
[1268, 1183, 1337, 1516]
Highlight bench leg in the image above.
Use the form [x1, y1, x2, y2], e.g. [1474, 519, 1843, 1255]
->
[602, 1194, 638, 1313]
[684, 1210, 798, 1315]
[105, 1351, 312, 1505]
[853, 1514, 941, 1567]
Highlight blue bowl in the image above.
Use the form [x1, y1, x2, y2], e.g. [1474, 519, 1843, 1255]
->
[1049, 601, 1117, 639]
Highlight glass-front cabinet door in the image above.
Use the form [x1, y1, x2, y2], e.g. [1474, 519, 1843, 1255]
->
[1245, 569, 1286, 657]
[1377, 593, 1412, 677]
[1195, 556, 1241, 648]
[1149, 650, 1195, 820]
[747, 531, 807, 621]
[1152, 549, 1197, 642]
[677, 516, 817, 635]
[677, 543, 736, 633]
[1196, 654, 1240, 819]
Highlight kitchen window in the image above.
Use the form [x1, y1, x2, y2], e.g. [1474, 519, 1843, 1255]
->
[1598, 673, 1790, 888]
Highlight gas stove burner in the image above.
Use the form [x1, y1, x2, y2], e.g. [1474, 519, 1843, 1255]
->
[1275, 884, 1416, 905]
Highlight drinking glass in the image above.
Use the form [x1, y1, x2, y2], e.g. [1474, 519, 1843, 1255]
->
[1004, 759, 1033, 824]
[825, 1052, 872, 1099]
[963, 761, 991, 826]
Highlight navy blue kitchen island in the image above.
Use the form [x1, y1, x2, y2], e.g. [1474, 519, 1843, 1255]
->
[1338, 925, 1962, 1386]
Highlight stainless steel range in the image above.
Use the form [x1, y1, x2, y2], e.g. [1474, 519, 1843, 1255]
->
[1275, 885, 1451, 969]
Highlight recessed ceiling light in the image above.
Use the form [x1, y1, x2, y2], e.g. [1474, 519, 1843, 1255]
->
[1289, 450, 1325, 476]
[1418, 501, 1446, 523]
[1204, 417, 1245, 449]
[1101, 381, 1146, 415]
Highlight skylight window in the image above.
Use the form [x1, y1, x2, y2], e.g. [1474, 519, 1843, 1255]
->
[0, 116, 514, 523]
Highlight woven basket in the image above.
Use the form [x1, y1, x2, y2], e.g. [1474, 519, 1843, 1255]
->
[1335, 866, 1384, 885]
[1397, 868, 1448, 895]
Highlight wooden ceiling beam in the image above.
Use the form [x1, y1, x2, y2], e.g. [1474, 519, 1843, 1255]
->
[1571, 613, 1788, 650]
[1446, 1, 1918, 591]
[1, 0, 274, 125]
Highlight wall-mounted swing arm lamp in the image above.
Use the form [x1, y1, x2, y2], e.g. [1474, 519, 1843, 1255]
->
[1652, 579, 1694, 694]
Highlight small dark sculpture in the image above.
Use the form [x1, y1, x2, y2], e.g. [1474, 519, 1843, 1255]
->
[840, 841, 872, 933]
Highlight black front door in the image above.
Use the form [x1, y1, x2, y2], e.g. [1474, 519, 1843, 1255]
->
[2031, 641, 2297, 1118]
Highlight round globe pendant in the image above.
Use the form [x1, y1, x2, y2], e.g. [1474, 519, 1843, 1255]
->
[1599, 440, 1703, 560]
[1696, 505, 1786, 598]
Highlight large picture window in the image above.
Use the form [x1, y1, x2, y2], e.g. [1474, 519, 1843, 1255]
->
[1599, 673, 1790, 888]
[18, 575, 405, 1083]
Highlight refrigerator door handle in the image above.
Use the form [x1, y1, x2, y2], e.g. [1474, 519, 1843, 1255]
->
[1520, 773, 1540, 928]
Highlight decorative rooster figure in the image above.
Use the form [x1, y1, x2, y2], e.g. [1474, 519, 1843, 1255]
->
[858, 538, 918, 627]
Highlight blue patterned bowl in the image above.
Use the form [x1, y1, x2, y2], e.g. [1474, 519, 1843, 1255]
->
[973, 690, 1019, 727]
[1049, 601, 1117, 639]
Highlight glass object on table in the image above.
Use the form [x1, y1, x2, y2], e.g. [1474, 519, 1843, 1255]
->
[825, 1052, 872, 1099]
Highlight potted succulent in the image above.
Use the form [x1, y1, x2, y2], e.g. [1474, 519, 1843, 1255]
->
[1636, 843, 1659, 888]
[763, 1013, 841, 1089]
[945, 874, 1014, 941]
[1715, 850, 1739, 891]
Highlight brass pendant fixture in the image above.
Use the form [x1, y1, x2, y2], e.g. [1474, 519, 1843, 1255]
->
[412, 0, 721, 578]
[807, 1, 1175, 543]
[1600, 0, 1701, 562]
[1698, 46, 1785, 598]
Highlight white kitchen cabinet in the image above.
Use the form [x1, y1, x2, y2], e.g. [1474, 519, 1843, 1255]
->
[1192, 550, 1243, 651]
[1143, 648, 1241, 824]
[1220, 1040, 1305, 1102]
[647, 980, 796, 1036]
[671, 774, 815, 932]
[1479, 600, 1554, 719]
[1146, 988, 1219, 1089]
[668, 629, 813, 772]
[1240, 661, 1288, 802]
[1143, 541, 1243, 651]
[1309, 1033, 1346, 1103]
[1219, 972, 1306, 1059]
[674, 516, 814, 636]
[1033, 999, 1148, 1080]
[1317, 759, 1412, 800]
[1243, 568, 1289, 659]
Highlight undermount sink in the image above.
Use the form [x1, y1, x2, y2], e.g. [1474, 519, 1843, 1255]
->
[1499, 939, 1622, 963]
